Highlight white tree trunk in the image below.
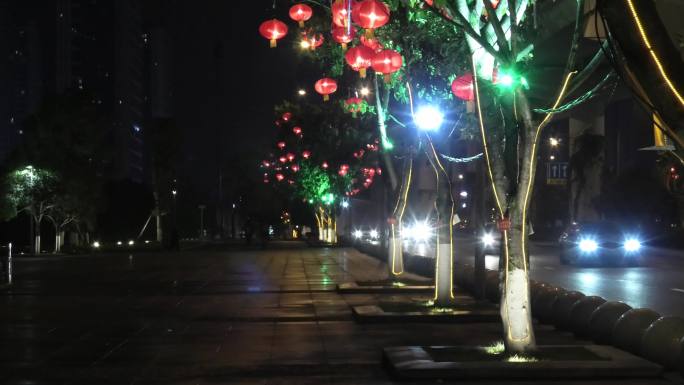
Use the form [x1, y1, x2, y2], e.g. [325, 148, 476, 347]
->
[501, 268, 536, 352]
[34, 234, 41, 254]
[388, 233, 404, 276]
[434, 243, 453, 306]
[156, 212, 163, 243]
[54, 232, 60, 253]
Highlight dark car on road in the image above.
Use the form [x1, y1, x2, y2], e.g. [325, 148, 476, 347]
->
[559, 221, 643, 266]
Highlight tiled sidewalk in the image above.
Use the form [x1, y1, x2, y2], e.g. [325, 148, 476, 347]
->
[0, 243, 679, 384]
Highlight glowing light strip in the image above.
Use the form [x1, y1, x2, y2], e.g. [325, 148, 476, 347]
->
[473, 57, 504, 217]
[626, 0, 684, 108]
[428, 139, 456, 298]
[521, 71, 576, 266]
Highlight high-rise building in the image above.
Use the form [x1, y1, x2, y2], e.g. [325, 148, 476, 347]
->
[0, 0, 161, 183]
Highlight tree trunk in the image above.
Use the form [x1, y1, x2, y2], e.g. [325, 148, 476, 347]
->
[54, 229, 60, 253]
[500, 211, 537, 353]
[425, 140, 455, 307]
[388, 156, 413, 277]
[473, 159, 487, 300]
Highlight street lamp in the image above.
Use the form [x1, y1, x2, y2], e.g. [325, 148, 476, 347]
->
[298, 89, 307, 96]
[550, 137, 560, 147]
[360, 87, 370, 96]
[414, 106, 444, 131]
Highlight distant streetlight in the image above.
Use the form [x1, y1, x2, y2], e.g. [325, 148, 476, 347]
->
[341, 200, 350, 209]
[360, 87, 370, 96]
[414, 106, 444, 131]
[550, 137, 560, 147]
[458, 174, 464, 180]
[460, 191, 468, 198]
[172, 189, 177, 196]
[298, 89, 307, 96]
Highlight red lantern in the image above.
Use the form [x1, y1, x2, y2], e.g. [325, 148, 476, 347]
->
[332, 0, 355, 28]
[275, 173, 285, 182]
[293, 126, 302, 135]
[360, 35, 383, 52]
[372, 49, 402, 83]
[292, 164, 300, 172]
[262, 160, 271, 167]
[279, 156, 287, 163]
[259, 19, 288, 48]
[286, 153, 295, 162]
[352, 0, 390, 38]
[331, 26, 356, 50]
[345, 45, 374, 78]
[277, 141, 286, 149]
[345, 97, 363, 117]
[314, 78, 338, 101]
[302, 150, 311, 159]
[451, 73, 474, 101]
[282, 112, 292, 121]
[322, 161, 329, 169]
[289, 4, 313, 28]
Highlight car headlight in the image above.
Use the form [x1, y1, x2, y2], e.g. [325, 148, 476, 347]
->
[624, 238, 641, 252]
[579, 238, 598, 252]
[353, 230, 363, 239]
[369, 230, 379, 239]
[482, 233, 495, 247]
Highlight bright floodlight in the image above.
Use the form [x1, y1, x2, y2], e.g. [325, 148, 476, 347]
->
[116, 241, 123, 246]
[410, 222, 432, 242]
[369, 230, 379, 239]
[579, 238, 598, 253]
[624, 238, 642, 252]
[128, 240, 135, 246]
[482, 233, 495, 247]
[353, 230, 363, 239]
[414, 106, 444, 131]
[298, 89, 307, 96]
[92, 241, 101, 248]
[360, 87, 370, 96]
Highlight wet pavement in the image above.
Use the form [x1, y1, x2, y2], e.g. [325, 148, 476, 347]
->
[1, 242, 681, 384]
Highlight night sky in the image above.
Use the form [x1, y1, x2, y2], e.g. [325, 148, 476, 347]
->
[170, 1, 315, 197]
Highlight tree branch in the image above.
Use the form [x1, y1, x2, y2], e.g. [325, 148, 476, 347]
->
[483, 0, 511, 60]
[425, 2, 504, 62]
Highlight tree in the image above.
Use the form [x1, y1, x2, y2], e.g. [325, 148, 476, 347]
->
[3, 166, 58, 253]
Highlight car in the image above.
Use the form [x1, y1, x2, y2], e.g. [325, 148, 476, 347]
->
[558, 221, 643, 266]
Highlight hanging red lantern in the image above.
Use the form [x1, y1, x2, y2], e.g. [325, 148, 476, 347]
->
[360, 35, 383, 52]
[338, 166, 349, 177]
[291, 164, 300, 172]
[344, 97, 364, 117]
[302, 150, 311, 159]
[345, 45, 374, 78]
[277, 141, 286, 149]
[332, 0, 355, 28]
[372, 49, 402, 83]
[262, 160, 271, 167]
[264, 179, 270, 184]
[275, 173, 285, 182]
[322, 161, 329, 169]
[282, 112, 292, 121]
[314, 78, 338, 101]
[376, 167, 382, 175]
[451, 73, 474, 101]
[279, 156, 287, 163]
[293, 126, 302, 135]
[289, 4, 313, 28]
[424, 0, 434, 6]
[352, 0, 390, 38]
[286, 153, 295, 162]
[259, 19, 289, 48]
[331, 26, 356, 50]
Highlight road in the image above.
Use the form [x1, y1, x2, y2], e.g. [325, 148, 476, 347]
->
[456, 238, 684, 318]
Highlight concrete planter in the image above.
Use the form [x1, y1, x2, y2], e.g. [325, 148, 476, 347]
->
[568, 296, 607, 337]
[553, 291, 586, 331]
[588, 301, 632, 344]
[533, 287, 567, 324]
[612, 308, 661, 355]
[532, 286, 566, 323]
[640, 316, 684, 369]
